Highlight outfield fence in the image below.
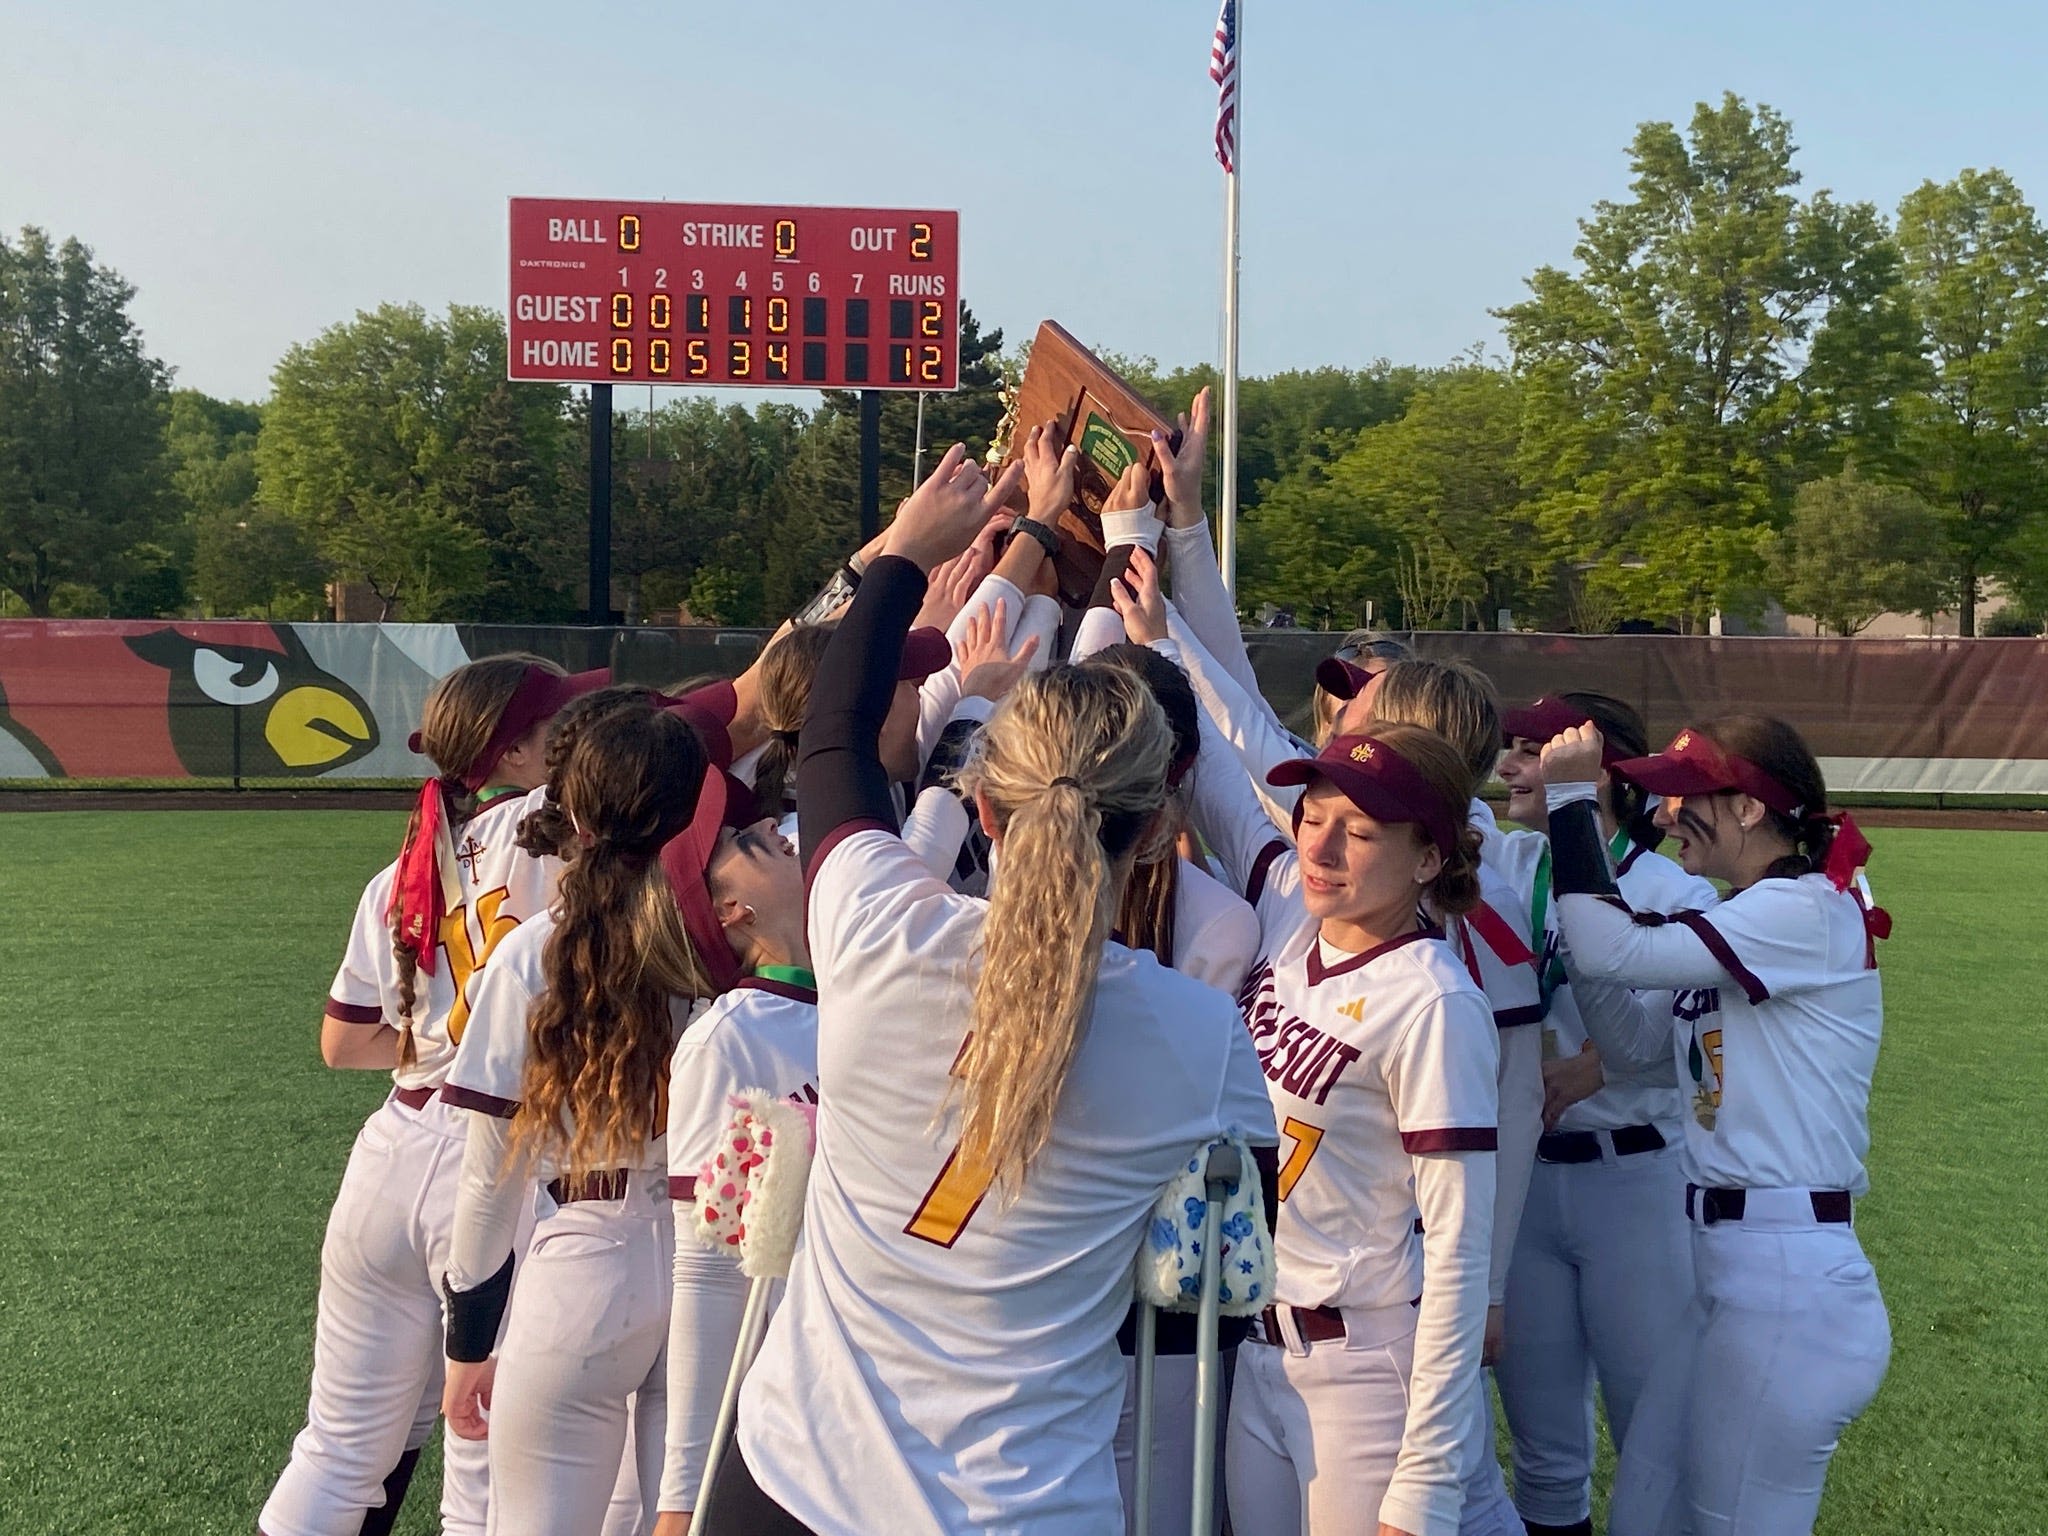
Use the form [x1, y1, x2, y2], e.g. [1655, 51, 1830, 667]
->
[1, 619, 2043, 799]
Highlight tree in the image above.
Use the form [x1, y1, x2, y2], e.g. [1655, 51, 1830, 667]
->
[822, 305, 1006, 510]
[167, 390, 325, 617]
[258, 303, 567, 619]
[1498, 96, 1921, 630]
[1894, 168, 2048, 635]
[758, 410, 861, 620]
[0, 227, 175, 614]
[445, 380, 579, 621]
[1762, 466, 1945, 634]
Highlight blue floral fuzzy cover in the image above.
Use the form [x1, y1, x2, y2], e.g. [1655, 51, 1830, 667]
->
[1138, 1135, 1272, 1316]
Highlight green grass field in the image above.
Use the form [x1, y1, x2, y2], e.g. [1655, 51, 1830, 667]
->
[0, 812, 2039, 1534]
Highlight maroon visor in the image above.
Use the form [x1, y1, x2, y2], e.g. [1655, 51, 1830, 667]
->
[407, 665, 609, 791]
[1611, 728, 1804, 818]
[1313, 655, 1380, 701]
[1501, 695, 1627, 767]
[899, 626, 951, 682]
[659, 766, 752, 994]
[1268, 733, 1460, 858]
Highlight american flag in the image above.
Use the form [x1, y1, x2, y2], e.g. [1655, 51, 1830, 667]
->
[1210, 0, 1238, 173]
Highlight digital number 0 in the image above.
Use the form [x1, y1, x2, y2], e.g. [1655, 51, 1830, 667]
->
[618, 214, 641, 251]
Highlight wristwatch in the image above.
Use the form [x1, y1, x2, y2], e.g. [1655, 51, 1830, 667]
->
[1007, 515, 1062, 563]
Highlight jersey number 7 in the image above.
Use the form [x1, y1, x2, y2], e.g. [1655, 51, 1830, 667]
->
[1277, 1116, 1325, 1201]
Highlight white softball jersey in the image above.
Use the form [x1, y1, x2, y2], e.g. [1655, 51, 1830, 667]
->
[440, 909, 674, 1175]
[1550, 844, 1720, 1135]
[1559, 867, 1882, 1195]
[736, 828, 1276, 1536]
[325, 788, 561, 1092]
[659, 977, 820, 1516]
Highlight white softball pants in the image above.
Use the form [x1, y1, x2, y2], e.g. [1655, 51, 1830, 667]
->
[1222, 1303, 1417, 1535]
[1493, 1140, 1694, 1526]
[262, 1090, 506, 1536]
[486, 1170, 672, 1536]
[1608, 1192, 1890, 1536]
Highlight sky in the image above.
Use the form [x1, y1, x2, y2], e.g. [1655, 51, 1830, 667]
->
[6, 0, 2048, 404]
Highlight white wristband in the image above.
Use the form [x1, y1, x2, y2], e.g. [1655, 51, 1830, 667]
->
[1545, 781, 1599, 810]
[1101, 503, 1164, 553]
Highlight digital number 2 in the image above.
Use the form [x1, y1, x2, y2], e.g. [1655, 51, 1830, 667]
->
[1276, 1116, 1325, 1201]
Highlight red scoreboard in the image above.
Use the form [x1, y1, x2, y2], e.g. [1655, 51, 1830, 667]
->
[508, 199, 960, 391]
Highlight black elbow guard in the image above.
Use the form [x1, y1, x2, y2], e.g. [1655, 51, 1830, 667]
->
[1548, 798, 1619, 898]
[443, 1252, 514, 1363]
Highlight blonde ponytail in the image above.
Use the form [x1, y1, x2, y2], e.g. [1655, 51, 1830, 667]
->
[953, 667, 1173, 1192]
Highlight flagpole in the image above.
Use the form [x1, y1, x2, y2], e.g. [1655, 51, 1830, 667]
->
[1218, 4, 1241, 604]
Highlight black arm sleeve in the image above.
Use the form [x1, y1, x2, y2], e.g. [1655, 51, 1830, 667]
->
[1086, 543, 1137, 611]
[1548, 797, 1620, 899]
[797, 554, 927, 879]
[442, 1252, 514, 1363]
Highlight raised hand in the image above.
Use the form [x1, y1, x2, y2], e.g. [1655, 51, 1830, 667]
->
[1108, 546, 1170, 647]
[882, 443, 992, 572]
[1021, 419, 1080, 525]
[1103, 459, 1151, 516]
[1153, 386, 1211, 528]
[956, 599, 1042, 702]
[1539, 722, 1606, 788]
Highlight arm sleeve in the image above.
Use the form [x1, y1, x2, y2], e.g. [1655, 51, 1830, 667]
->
[797, 554, 926, 876]
[1167, 608, 1308, 834]
[1567, 974, 1681, 1081]
[1071, 603, 1127, 660]
[1160, 521, 1267, 707]
[658, 1230, 755, 1513]
[445, 1113, 526, 1299]
[1487, 1018, 1542, 1307]
[1382, 1150, 1497, 1536]
[1179, 692, 1298, 912]
[901, 785, 974, 882]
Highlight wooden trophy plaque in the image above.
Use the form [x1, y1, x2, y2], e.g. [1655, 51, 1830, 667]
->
[995, 321, 1179, 606]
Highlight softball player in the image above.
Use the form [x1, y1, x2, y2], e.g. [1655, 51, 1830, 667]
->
[1489, 694, 1716, 1536]
[707, 446, 1277, 1535]
[652, 790, 818, 1533]
[1541, 715, 1891, 1536]
[260, 656, 604, 1536]
[1187, 716, 1500, 1536]
[437, 698, 714, 1536]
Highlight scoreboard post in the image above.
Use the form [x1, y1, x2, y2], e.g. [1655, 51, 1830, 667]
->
[509, 198, 961, 618]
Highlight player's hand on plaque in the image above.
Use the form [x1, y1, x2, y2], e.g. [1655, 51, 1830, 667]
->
[958, 599, 1041, 703]
[1103, 459, 1152, 516]
[1022, 419, 1080, 525]
[884, 444, 991, 572]
[1539, 722, 1605, 788]
[1109, 547, 1169, 647]
[1155, 386, 1211, 528]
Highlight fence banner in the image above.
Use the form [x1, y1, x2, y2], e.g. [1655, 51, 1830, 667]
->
[1, 620, 2042, 795]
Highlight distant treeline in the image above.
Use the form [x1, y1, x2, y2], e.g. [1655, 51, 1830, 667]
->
[4, 95, 2046, 636]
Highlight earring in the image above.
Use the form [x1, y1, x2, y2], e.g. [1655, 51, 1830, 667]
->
[742, 904, 757, 925]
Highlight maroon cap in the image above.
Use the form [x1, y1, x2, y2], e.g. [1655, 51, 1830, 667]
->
[1612, 727, 1805, 818]
[1501, 696, 1628, 767]
[900, 626, 951, 682]
[1314, 655, 1381, 701]
[419, 666, 609, 790]
[1267, 733, 1460, 857]
[659, 767, 751, 993]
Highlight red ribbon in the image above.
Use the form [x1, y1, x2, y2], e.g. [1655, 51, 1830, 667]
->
[1820, 811, 1892, 951]
[388, 779, 455, 976]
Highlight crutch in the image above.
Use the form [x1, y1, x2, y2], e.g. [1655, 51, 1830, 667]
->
[1132, 1138, 1267, 1536]
[690, 1091, 817, 1532]
[1189, 1140, 1240, 1536]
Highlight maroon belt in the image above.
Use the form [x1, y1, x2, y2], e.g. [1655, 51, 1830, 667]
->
[1685, 1184, 1851, 1226]
[546, 1169, 634, 1205]
[1254, 1304, 1348, 1345]
[393, 1085, 436, 1111]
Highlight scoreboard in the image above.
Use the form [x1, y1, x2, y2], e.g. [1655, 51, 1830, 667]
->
[508, 199, 960, 391]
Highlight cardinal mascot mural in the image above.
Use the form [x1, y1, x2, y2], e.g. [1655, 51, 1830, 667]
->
[0, 621, 471, 780]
